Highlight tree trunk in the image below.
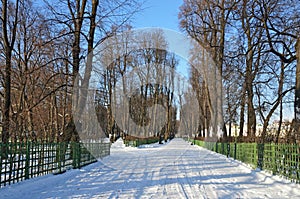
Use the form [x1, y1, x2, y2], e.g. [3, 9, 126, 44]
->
[1, 0, 19, 157]
[276, 99, 283, 143]
[294, 38, 300, 141]
[66, 0, 87, 143]
[295, 38, 300, 121]
[2, 51, 12, 145]
[239, 83, 246, 137]
[247, 88, 256, 137]
[77, 0, 99, 117]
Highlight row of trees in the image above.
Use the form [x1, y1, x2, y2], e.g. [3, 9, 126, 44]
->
[93, 29, 180, 142]
[0, 0, 181, 144]
[0, 0, 140, 143]
[2, 0, 299, 144]
[179, 0, 300, 142]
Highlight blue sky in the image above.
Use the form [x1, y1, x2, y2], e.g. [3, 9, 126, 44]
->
[131, 0, 190, 80]
[130, 0, 295, 122]
[133, 0, 183, 31]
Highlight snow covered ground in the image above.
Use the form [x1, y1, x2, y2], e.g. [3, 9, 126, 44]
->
[1, 138, 300, 199]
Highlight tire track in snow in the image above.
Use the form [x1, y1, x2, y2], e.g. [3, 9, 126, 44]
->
[163, 142, 203, 199]
[154, 139, 211, 198]
[193, 145, 251, 199]
[192, 145, 219, 199]
[106, 150, 148, 198]
[174, 150, 203, 198]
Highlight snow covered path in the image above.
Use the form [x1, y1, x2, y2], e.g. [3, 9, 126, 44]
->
[1, 138, 300, 199]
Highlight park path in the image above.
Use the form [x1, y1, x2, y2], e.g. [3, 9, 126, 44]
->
[0, 138, 299, 198]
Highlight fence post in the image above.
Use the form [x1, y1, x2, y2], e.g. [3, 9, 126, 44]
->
[136, 139, 139, 147]
[25, 141, 30, 179]
[57, 143, 62, 173]
[72, 142, 75, 168]
[272, 143, 276, 174]
[221, 142, 224, 154]
[78, 143, 81, 168]
[98, 142, 102, 159]
[257, 143, 264, 170]
[227, 143, 230, 158]
[234, 142, 237, 160]
[72, 142, 79, 169]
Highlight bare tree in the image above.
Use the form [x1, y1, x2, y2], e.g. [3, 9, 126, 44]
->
[0, 0, 20, 147]
[256, 58, 294, 141]
[256, 0, 300, 133]
[45, 0, 140, 142]
[98, 29, 178, 141]
[179, 0, 238, 137]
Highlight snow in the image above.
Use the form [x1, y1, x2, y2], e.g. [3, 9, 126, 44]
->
[1, 138, 300, 199]
[111, 138, 126, 149]
[103, 138, 110, 143]
[137, 142, 162, 148]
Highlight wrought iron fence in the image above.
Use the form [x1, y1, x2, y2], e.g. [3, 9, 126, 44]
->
[192, 139, 300, 183]
[0, 142, 110, 188]
[124, 137, 160, 147]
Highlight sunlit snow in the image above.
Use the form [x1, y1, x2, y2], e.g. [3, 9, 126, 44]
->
[1, 138, 299, 199]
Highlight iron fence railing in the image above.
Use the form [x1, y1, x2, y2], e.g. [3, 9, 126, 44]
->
[0, 142, 110, 188]
[192, 139, 300, 183]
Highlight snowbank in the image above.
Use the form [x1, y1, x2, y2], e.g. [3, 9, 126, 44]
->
[111, 138, 125, 149]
